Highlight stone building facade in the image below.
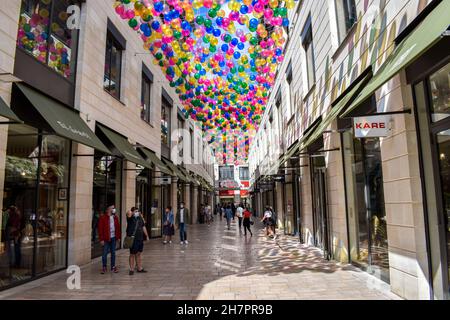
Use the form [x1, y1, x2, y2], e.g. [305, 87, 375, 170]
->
[0, 0, 215, 290]
[249, 0, 449, 300]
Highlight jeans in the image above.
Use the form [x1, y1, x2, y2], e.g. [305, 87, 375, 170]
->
[226, 218, 231, 230]
[102, 237, 116, 268]
[179, 223, 187, 242]
[238, 217, 243, 230]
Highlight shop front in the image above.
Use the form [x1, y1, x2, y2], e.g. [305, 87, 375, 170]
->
[408, 37, 450, 299]
[0, 83, 109, 290]
[91, 124, 151, 257]
[138, 148, 172, 238]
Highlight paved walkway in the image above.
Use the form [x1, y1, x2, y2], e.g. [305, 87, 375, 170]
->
[0, 218, 400, 300]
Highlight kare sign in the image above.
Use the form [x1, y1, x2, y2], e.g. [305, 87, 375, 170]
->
[354, 116, 391, 138]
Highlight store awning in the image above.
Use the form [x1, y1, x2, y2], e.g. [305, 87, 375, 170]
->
[302, 71, 373, 148]
[0, 96, 22, 123]
[341, 0, 450, 118]
[161, 158, 189, 182]
[179, 166, 198, 184]
[12, 83, 110, 154]
[97, 124, 150, 168]
[138, 147, 172, 176]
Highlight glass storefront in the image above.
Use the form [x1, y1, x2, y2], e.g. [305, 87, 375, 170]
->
[1, 125, 70, 289]
[91, 151, 122, 258]
[342, 132, 389, 282]
[414, 60, 450, 296]
[136, 167, 163, 238]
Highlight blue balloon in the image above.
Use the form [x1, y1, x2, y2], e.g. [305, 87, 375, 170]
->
[231, 38, 239, 46]
[216, 17, 223, 26]
[240, 5, 249, 14]
[213, 28, 221, 37]
[151, 20, 160, 30]
[282, 18, 289, 27]
[221, 44, 229, 52]
[154, 2, 164, 12]
[181, 21, 191, 31]
[233, 52, 241, 59]
[237, 42, 245, 50]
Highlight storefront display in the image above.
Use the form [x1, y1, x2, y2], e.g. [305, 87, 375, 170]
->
[0, 124, 70, 289]
[17, 0, 79, 79]
[91, 152, 122, 258]
[342, 132, 389, 282]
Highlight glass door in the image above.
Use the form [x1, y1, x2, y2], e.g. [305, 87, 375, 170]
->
[436, 127, 450, 293]
[311, 156, 330, 259]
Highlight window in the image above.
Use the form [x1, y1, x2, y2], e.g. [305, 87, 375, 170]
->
[104, 28, 124, 99]
[239, 167, 250, 180]
[16, 0, 78, 80]
[302, 16, 316, 90]
[141, 71, 152, 123]
[190, 128, 194, 160]
[177, 116, 184, 158]
[336, 0, 357, 41]
[219, 166, 234, 180]
[285, 62, 293, 120]
[161, 96, 171, 146]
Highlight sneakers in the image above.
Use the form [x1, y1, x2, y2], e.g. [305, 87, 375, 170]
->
[180, 241, 184, 245]
[137, 269, 147, 273]
[169, 240, 172, 244]
[112, 266, 118, 273]
[129, 270, 134, 275]
[163, 241, 167, 244]
[184, 240, 188, 244]
[101, 266, 107, 274]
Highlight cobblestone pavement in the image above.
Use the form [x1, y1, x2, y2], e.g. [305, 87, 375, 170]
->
[0, 218, 400, 300]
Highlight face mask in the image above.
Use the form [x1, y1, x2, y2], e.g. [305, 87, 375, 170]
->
[134, 211, 139, 218]
[111, 208, 116, 214]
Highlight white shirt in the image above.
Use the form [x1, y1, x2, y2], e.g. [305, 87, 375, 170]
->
[264, 211, 272, 219]
[180, 208, 184, 223]
[109, 215, 115, 238]
[236, 207, 244, 218]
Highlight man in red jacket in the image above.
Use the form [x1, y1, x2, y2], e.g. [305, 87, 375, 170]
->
[98, 205, 121, 274]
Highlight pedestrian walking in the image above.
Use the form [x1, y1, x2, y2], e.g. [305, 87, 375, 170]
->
[126, 207, 149, 275]
[220, 204, 225, 221]
[236, 203, 244, 232]
[205, 203, 212, 225]
[163, 206, 174, 244]
[225, 205, 233, 230]
[261, 206, 274, 237]
[98, 205, 121, 274]
[243, 206, 253, 237]
[176, 201, 190, 245]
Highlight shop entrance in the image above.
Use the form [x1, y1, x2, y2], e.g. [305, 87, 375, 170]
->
[311, 158, 331, 259]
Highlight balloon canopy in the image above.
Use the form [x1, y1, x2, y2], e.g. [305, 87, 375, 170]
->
[114, 0, 297, 165]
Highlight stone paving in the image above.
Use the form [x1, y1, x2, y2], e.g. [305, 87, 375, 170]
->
[0, 218, 400, 300]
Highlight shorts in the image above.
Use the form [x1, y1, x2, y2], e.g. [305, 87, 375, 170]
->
[130, 239, 144, 254]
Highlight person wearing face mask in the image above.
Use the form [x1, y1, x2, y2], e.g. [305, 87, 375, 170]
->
[98, 205, 121, 274]
[176, 201, 190, 245]
[126, 207, 149, 275]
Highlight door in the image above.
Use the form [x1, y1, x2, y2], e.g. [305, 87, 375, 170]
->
[312, 162, 331, 259]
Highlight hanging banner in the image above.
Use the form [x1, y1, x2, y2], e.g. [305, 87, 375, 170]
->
[353, 116, 390, 138]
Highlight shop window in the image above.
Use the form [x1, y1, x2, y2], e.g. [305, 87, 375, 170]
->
[91, 152, 122, 258]
[429, 62, 450, 123]
[301, 15, 316, 90]
[141, 71, 152, 123]
[161, 96, 171, 146]
[335, 0, 357, 41]
[103, 28, 124, 99]
[16, 0, 79, 80]
[342, 133, 389, 282]
[1, 125, 70, 289]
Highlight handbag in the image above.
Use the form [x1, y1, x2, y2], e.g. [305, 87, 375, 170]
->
[123, 217, 139, 249]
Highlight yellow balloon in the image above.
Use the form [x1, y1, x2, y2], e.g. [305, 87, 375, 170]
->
[217, 10, 226, 18]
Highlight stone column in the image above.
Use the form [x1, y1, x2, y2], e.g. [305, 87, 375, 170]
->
[171, 178, 178, 223]
[184, 183, 191, 224]
[275, 181, 284, 231]
[68, 143, 95, 266]
[191, 186, 199, 224]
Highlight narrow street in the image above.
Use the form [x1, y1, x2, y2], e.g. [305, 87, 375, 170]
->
[0, 218, 399, 300]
